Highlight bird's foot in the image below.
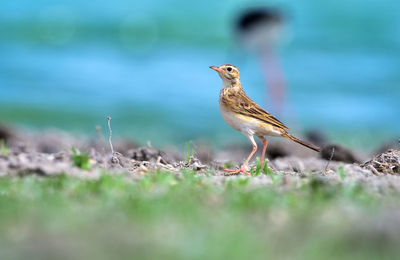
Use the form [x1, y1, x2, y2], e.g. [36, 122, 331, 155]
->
[223, 167, 250, 175]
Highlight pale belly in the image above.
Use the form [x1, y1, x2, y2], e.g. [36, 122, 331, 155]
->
[219, 103, 282, 137]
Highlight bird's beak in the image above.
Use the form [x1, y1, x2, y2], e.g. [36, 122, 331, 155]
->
[209, 66, 223, 72]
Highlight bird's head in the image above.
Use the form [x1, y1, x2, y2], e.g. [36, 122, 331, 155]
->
[210, 64, 240, 86]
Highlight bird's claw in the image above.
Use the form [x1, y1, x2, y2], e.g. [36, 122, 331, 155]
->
[223, 167, 250, 175]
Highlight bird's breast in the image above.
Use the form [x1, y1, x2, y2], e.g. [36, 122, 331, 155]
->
[219, 100, 257, 135]
[219, 101, 246, 132]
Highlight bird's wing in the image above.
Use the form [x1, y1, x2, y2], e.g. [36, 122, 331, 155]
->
[228, 88, 289, 130]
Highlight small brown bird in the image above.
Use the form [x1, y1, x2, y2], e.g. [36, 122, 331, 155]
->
[210, 64, 320, 175]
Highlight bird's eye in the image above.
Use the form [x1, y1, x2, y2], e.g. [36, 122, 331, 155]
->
[227, 67, 232, 72]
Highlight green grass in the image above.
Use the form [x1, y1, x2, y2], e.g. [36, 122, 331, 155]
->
[71, 147, 91, 170]
[0, 172, 399, 260]
[0, 140, 9, 156]
[338, 165, 346, 181]
[184, 141, 195, 163]
[249, 157, 275, 177]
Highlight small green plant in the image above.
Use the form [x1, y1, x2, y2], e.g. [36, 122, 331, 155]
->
[184, 141, 195, 163]
[337, 166, 346, 181]
[250, 166, 255, 176]
[260, 160, 282, 184]
[224, 161, 235, 169]
[271, 172, 282, 185]
[71, 147, 91, 170]
[249, 158, 276, 177]
[253, 157, 262, 176]
[0, 140, 9, 156]
[262, 160, 275, 175]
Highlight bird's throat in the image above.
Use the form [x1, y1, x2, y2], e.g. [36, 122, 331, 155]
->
[221, 78, 241, 90]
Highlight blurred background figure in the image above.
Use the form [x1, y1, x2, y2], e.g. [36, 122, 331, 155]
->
[235, 7, 288, 116]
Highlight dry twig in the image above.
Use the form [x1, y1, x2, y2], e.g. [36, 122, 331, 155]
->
[324, 147, 335, 174]
[107, 116, 119, 164]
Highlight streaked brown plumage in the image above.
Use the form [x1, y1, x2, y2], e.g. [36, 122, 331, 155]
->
[220, 87, 288, 130]
[210, 64, 320, 175]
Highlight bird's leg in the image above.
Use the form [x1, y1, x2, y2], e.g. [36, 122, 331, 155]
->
[260, 138, 268, 168]
[224, 136, 257, 175]
[224, 145, 257, 175]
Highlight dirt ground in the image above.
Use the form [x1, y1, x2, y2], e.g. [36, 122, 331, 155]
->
[0, 126, 399, 194]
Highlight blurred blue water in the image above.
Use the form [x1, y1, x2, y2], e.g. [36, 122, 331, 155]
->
[0, 0, 399, 147]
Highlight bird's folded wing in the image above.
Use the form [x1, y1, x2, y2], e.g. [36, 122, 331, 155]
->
[232, 90, 289, 130]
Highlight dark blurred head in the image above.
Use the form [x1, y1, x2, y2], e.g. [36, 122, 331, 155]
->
[235, 7, 286, 51]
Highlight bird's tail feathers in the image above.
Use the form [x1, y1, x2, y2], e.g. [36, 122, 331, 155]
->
[284, 133, 321, 152]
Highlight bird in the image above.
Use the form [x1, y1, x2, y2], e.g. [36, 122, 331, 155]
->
[210, 64, 320, 175]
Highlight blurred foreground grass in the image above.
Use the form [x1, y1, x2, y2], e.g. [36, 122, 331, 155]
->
[0, 171, 399, 260]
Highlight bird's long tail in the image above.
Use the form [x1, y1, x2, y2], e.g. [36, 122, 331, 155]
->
[284, 133, 321, 152]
